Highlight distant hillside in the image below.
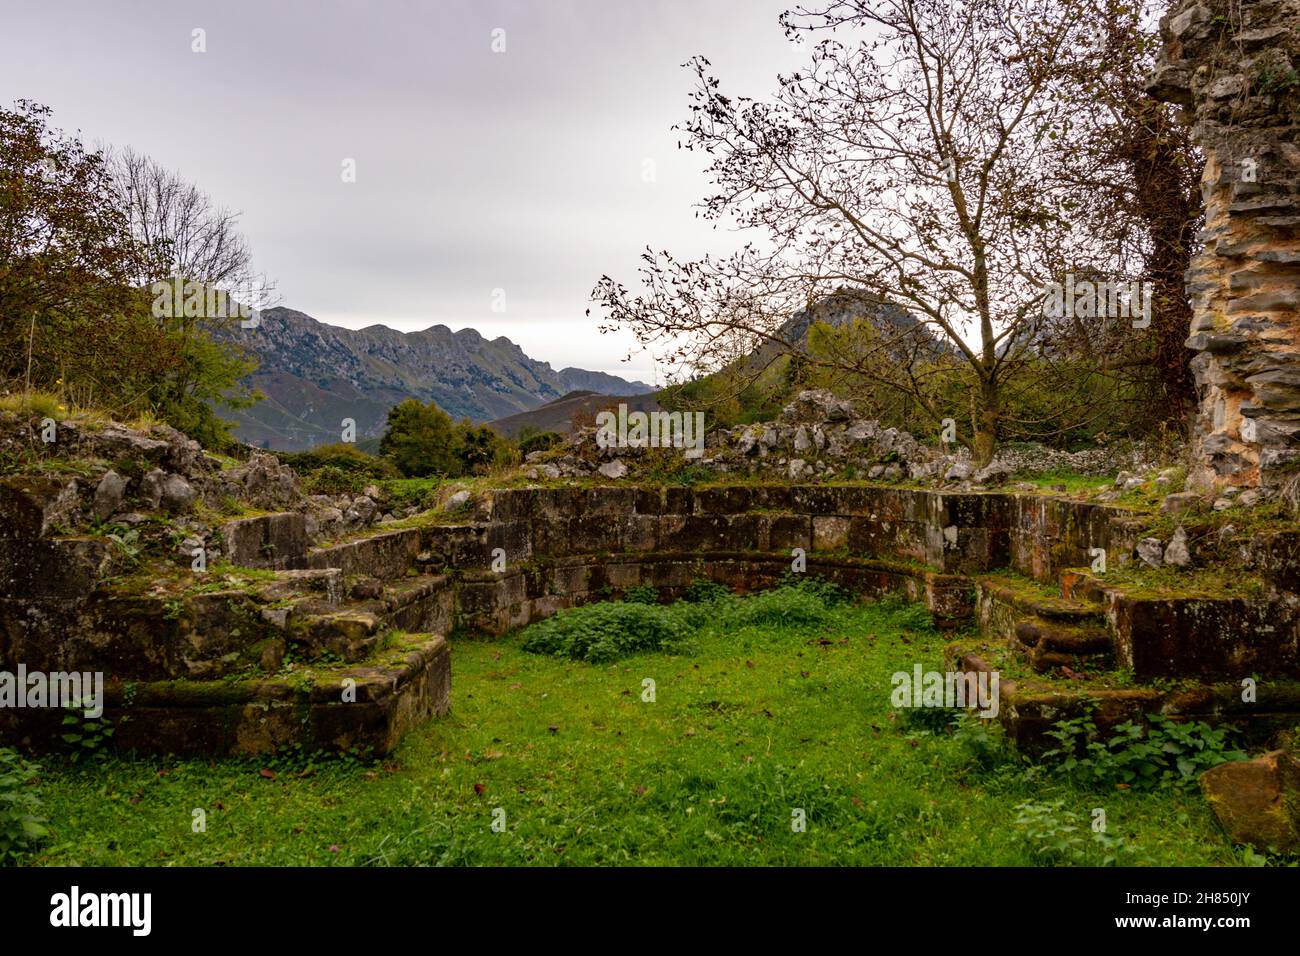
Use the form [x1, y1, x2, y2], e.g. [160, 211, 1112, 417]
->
[659, 288, 948, 427]
[487, 390, 661, 438]
[214, 307, 651, 450]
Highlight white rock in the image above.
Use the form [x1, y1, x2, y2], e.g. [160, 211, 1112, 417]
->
[1136, 537, 1164, 568]
[1164, 526, 1191, 568]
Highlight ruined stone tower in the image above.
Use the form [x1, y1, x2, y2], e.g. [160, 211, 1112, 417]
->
[1148, 0, 1300, 492]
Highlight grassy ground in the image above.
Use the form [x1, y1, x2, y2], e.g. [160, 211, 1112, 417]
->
[30, 592, 1258, 867]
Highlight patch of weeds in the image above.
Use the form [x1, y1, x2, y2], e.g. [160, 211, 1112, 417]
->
[622, 585, 660, 605]
[682, 579, 730, 604]
[899, 705, 963, 735]
[60, 697, 116, 765]
[104, 527, 143, 565]
[0, 747, 47, 864]
[874, 592, 938, 633]
[777, 571, 851, 606]
[1033, 712, 1247, 791]
[521, 602, 692, 663]
[1013, 799, 1150, 866]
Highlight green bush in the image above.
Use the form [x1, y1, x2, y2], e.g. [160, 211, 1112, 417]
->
[281, 443, 396, 479]
[300, 465, 368, 496]
[0, 748, 47, 864]
[682, 579, 730, 604]
[521, 602, 690, 663]
[517, 430, 563, 455]
[726, 585, 834, 628]
[622, 585, 661, 605]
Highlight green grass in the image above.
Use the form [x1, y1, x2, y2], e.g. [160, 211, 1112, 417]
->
[26, 592, 1258, 867]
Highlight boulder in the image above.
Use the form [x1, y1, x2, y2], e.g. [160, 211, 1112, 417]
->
[1164, 526, 1192, 567]
[160, 474, 196, 514]
[1200, 751, 1300, 853]
[344, 495, 378, 526]
[1136, 537, 1164, 567]
[93, 470, 128, 521]
[0, 476, 79, 537]
[944, 461, 972, 482]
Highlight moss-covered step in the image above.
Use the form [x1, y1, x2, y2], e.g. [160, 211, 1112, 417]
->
[974, 573, 1114, 674]
[946, 640, 1300, 753]
[0, 632, 450, 756]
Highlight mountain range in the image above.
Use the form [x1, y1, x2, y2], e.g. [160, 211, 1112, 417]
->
[216, 307, 652, 450]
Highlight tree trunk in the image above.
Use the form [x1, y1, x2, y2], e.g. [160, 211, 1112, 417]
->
[972, 377, 999, 469]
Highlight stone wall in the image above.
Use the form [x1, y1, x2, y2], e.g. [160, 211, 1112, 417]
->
[1150, 0, 1300, 491]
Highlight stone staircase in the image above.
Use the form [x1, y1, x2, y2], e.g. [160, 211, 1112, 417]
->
[976, 572, 1114, 675]
[0, 495, 453, 756]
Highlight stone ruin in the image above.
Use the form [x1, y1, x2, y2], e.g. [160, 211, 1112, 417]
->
[1149, 0, 1300, 494]
[526, 388, 1158, 488]
[0, 0, 1297, 853]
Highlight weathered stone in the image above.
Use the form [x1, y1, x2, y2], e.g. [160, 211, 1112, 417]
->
[1200, 750, 1300, 853]
[160, 474, 196, 513]
[1137, 537, 1164, 568]
[598, 459, 629, 480]
[1150, 0, 1300, 494]
[93, 470, 128, 521]
[1164, 526, 1192, 568]
[222, 512, 308, 567]
[0, 476, 79, 537]
[138, 468, 165, 509]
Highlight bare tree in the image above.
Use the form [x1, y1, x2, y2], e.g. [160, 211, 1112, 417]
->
[108, 146, 277, 311]
[592, 0, 1154, 466]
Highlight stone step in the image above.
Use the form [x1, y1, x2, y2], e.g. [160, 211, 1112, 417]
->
[0, 632, 451, 756]
[1058, 567, 1108, 604]
[221, 512, 309, 568]
[288, 573, 453, 663]
[977, 577, 1107, 627]
[976, 577, 1115, 675]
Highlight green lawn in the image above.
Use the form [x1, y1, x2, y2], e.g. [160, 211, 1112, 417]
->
[31, 592, 1256, 867]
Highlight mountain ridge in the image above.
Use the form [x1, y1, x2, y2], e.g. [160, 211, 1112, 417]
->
[215, 307, 652, 450]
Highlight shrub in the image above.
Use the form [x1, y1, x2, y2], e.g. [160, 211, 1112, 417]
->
[281, 443, 395, 479]
[379, 399, 460, 477]
[0, 748, 47, 864]
[300, 465, 368, 496]
[777, 572, 852, 606]
[1013, 799, 1148, 866]
[682, 579, 730, 604]
[1037, 712, 1247, 790]
[521, 602, 690, 663]
[622, 585, 660, 605]
[517, 430, 563, 456]
[726, 585, 834, 628]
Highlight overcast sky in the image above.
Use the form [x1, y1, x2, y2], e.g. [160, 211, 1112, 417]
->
[1, 0, 811, 384]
